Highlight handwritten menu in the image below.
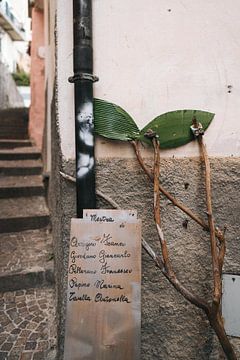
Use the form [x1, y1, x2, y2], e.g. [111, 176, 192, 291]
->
[64, 210, 142, 360]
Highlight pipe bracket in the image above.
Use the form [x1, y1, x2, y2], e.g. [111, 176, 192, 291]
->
[68, 72, 99, 83]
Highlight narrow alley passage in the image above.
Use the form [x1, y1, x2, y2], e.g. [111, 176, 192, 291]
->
[0, 110, 56, 360]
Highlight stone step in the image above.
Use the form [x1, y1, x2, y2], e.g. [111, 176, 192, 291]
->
[0, 287, 56, 359]
[0, 159, 42, 176]
[0, 228, 54, 292]
[0, 150, 41, 161]
[0, 196, 49, 233]
[0, 175, 44, 198]
[0, 108, 28, 139]
[0, 129, 28, 140]
[0, 147, 41, 160]
[0, 139, 32, 149]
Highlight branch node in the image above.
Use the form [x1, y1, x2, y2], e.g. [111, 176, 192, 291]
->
[191, 117, 205, 137]
[144, 129, 157, 139]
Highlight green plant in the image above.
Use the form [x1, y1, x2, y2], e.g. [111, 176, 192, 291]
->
[12, 71, 30, 86]
[94, 98, 213, 147]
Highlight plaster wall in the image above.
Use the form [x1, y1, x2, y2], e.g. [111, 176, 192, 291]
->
[57, 0, 240, 160]
[55, 0, 74, 160]
[51, 1, 240, 359]
[29, 7, 45, 149]
[42, 0, 56, 172]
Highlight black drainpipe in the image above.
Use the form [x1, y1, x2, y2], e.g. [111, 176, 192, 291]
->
[69, 0, 98, 218]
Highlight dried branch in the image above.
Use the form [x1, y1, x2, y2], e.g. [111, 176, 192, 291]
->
[151, 130, 236, 358]
[60, 150, 236, 358]
[153, 138, 161, 226]
[207, 312, 237, 360]
[152, 137, 172, 272]
[151, 137, 210, 313]
[60, 171, 76, 183]
[218, 227, 226, 276]
[131, 140, 224, 243]
[60, 168, 209, 312]
[197, 135, 221, 311]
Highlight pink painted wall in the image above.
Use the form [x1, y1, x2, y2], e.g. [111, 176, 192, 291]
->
[29, 8, 45, 149]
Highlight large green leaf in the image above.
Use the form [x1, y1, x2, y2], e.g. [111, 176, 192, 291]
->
[94, 98, 140, 141]
[139, 110, 214, 148]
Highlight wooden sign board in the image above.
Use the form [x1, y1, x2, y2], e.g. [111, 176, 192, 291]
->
[64, 210, 141, 360]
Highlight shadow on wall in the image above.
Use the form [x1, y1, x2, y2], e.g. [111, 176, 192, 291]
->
[0, 61, 24, 109]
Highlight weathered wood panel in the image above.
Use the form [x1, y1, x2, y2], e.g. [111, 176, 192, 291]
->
[64, 211, 141, 360]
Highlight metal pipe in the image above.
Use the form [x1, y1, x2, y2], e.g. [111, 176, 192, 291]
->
[70, 0, 97, 217]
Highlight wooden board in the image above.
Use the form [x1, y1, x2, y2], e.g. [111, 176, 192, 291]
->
[64, 212, 141, 360]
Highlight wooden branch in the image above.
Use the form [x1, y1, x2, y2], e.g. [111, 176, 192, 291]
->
[218, 227, 226, 276]
[152, 251, 210, 312]
[60, 163, 234, 355]
[151, 137, 210, 312]
[61, 143, 236, 358]
[131, 140, 224, 243]
[60, 159, 220, 314]
[60, 171, 123, 210]
[60, 159, 213, 312]
[152, 137, 172, 272]
[197, 135, 221, 312]
[59, 169, 209, 311]
[152, 138, 161, 226]
[60, 171, 76, 183]
[208, 312, 237, 360]
[150, 133, 235, 358]
[166, 272, 210, 313]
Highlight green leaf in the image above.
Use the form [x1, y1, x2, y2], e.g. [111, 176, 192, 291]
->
[94, 98, 140, 141]
[139, 110, 214, 148]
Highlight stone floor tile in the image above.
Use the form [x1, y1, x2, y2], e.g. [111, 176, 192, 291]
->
[1, 342, 13, 351]
[0, 352, 8, 360]
[19, 353, 33, 360]
[0, 288, 56, 359]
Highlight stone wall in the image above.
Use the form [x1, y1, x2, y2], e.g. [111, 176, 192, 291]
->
[49, 131, 240, 358]
[96, 155, 240, 359]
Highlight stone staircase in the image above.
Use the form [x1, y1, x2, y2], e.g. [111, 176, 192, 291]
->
[0, 113, 56, 360]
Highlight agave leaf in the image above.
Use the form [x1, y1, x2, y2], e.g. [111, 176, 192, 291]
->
[139, 110, 214, 148]
[94, 98, 140, 141]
